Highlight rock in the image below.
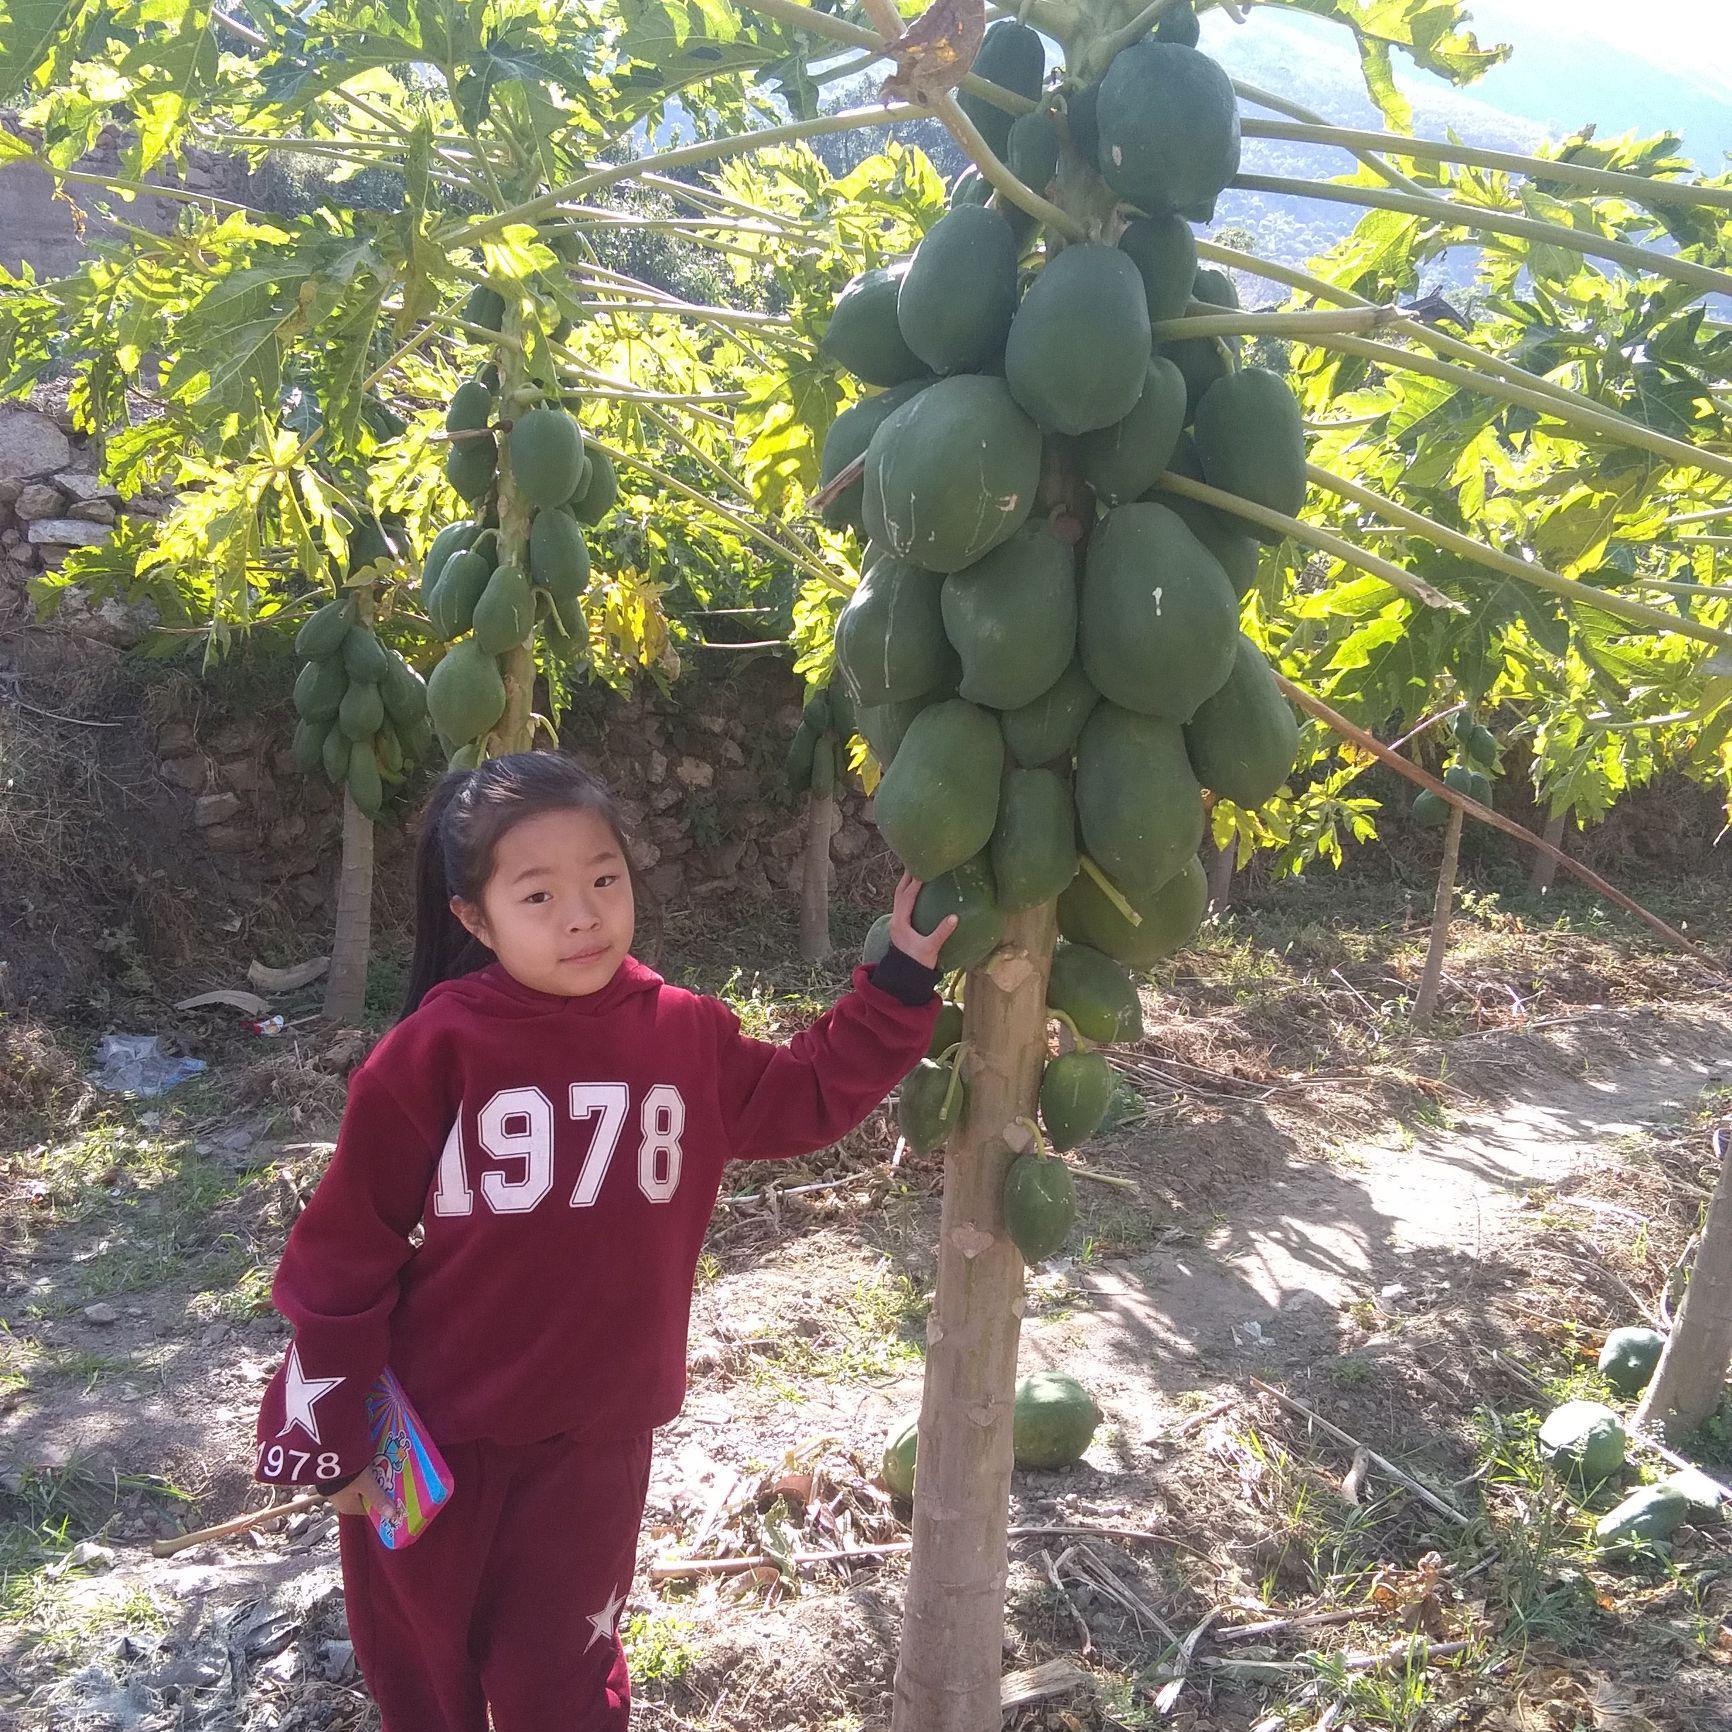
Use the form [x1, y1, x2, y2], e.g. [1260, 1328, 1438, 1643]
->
[14, 481, 66, 520]
[201, 1323, 231, 1349]
[61, 1540, 117, 1572]
[318, 1640, 355, 1682]
[207, 720, 263, 755]
[832, 820, 872, 862]
[204, 822, 252, 852]
[1665, 1465, 1727, 1520]
[646, 750, 667, 783]
[83, 1303, 119, 1325]
[0, 408, 73, 480]
[27, 517, 110, 548]
[67, 499, 117, 524]
[650, 785, 681, 814]
[160, 756, 209, 793]
[221, 757, 267, 794]
[53, 469, 120, 504]
[0, 478, 22, 510]
[194, 792, 242, 828]
[156, 721, 196, 754]
[675, 756, 714, 789]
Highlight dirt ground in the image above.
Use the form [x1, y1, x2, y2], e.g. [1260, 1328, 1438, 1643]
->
[5, 880, 1732, 1731]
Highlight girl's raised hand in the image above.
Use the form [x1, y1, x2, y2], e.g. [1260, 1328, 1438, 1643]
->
[888, 872, 958, 970]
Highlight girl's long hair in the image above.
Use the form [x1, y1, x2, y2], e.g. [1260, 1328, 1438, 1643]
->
[399, 752, 645, 1021]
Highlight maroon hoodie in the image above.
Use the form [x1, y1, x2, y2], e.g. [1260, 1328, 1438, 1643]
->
[253, 950, 938, 1489]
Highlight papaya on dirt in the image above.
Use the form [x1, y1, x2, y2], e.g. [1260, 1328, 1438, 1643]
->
[823, 263, 927, 388]
[1013, 1371, 1101, 1470]
[873, 699, 1005, 881]
[1047, 941, 1144, 1044]
[1074, 354, 1187, 505]
[1005, 244, 1152, 436]
[427, 640, 508, 744]
[1002, 1152, 1077, 1264]
[1096, 40, 1241, 221]
[1075, 702, 1205, 896]
[818, 379, 930, 535]
[508, 406, 586, 509]
[1079, 500, 1239, 723]
[1058, 854, 1206, 968]
[896, 206, 1020, 377]
[1039, 1049, 1114, 1152]
[882, 1413, 920, 1500]
[999, 662, 1101, 768]
[957, 18, 1046, 159]
[990, 767, 1078, 910]
[913, 853, 1004, 973]
[835, 553, 956, 708]
[1118, 214, 1198, 325]
[940, 527, 1077, 710]
[1193, 367, 1307, 542]
[1183, 634, 1299, 809]
[863, 376, 1043, 573]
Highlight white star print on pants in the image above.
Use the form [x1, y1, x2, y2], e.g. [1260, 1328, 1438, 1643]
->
[585, 1583, 626, 1651]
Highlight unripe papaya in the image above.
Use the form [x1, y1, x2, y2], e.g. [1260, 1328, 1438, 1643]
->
[990, 767, 1078, 910]
[1007, 110, 1061, 193]
[1002, 1152, 1077, 1262]
[375, 723, 404, 778]
[1193, 367, 1307, 543]
[899, 1058, 966, 1155]
[429, 548, 491, 639]
[862, 911, 894, 966]
[873, 700, 1005, 881]
[449, 743, 482, 770]
[347, 738, 384, 818]
[1075, 703, 1205, 897]
[913, 853, 1004, 973]
[828, 682, 857, 744]
[929, 998, 964, 1060]
[1040, 1050, 1114, 1152]
[897, 205, 1019, 377]
[345, 515, 399, 575]
[1059, 855, 1206, 968]
[463, 284, 506, 331]
[571, 445, 618, 524]
[1183, 635, 1299, 810]
[508, 407, 586, 509]
[786, 720, 818, 795]
[471, 563, 534, 655]
[1047, 941, 1144, 1044]
[803, 689, 833, 734]
[1156, 0, 1201, 43]
[445, 432, 498, 503]
[295, 596, 354, 660]
[341, 626, 390, 685]
[338, 678, 385, 743]
[1074, 355, 1187, 506]
[957, 19, 1045, 159]
[427, 640, 508, 744]
[293, 654, 347, 722]
[381, 652, 428, 727]
[1118, 214, 1198, 324]
[822, 264, 925, 389]
[817, 377, 930, 535]
[1000, 662, 1100, 768]
[1097, 40, 1241, 221]
[290, 717, 327, 776]
[445, 379, 494, 435]
[940, 528, 1077, 711]
[1412, 789, 1450, 827]
[321, 717, 350, 784]
[528, 506, 591, 635]
[420, 520, 479, 607]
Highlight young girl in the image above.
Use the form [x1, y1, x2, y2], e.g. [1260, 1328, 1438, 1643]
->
[251, 751, 955, 1732]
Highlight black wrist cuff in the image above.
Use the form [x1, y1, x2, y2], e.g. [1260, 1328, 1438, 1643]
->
[870, 942, 941, 1007]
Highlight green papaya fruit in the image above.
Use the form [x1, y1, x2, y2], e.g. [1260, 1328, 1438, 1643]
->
[1014, 1372, 1101, 1469]
[896, 206, 1020, 377]
[835, 554, 956, 707]
[1598, 1327, 1665, 1400]
[957, 19, 1046, 160]
[822, 263, 926, 388]
[1444, 764, 1476, 796]
[341, 626, 389, 685]
[295, 596, 354, 661]
[420, 520, 479, 607]
[991, 768, 1078, 910]
[1075, 703, 1205, 896]
[1005, 244, 1152, 436]
[381, 652, 428, 727]
[1047, 941, 1144, 1043]
[449, 743, 482, 771]
[463, 284, 506, 331]
[338, 678, 385, 743]
[1059, 854, 1206, 968]
[1074, 355, 1187, 506]
[570, 445, 618, 525]
[375, 723, 404, 778]
[803, 689, 833, 734]
[345, 517, 400, 577]
[427, 640, 508, 744]
[1412, 789, 1450, 827]
[882, 1413, 920, 1500]
[930, 999, 964, 1060]
[899, 1057, 966, 1155]
[862, 911, 894, 966]
[472, 563, 534, 655]
[787, 720, 818, 795]
[828, 682, 857, 744]
[1002, 1152, 1077, 1263]
[1597, 1484, 1689, 1558]
[528, 506, 591, 636]
[913, 853, 1004, 973]
[940, 528, 1077, 710]
[1159, 493, 1259, 598]
[1007, 110, 1061, 193]
[1193, 367, 1306, 543]
[445, 432, 498, 503]
[1000, 662, 1101, 768]
[949, 166, 991, 207]
[858, 692, 942, 769]
[1160, 267, 1239, 424]
[293, 653, 347, 723]
[347, 737, 384, 818]
[873, 700, 1005, 881]
[863, 376, 1043, 573]
[1039, 1049, 1115, 1151]
[290, 716, 327, 776]
[445, 378, 494, 435]
[1096, 41, 1241, 220]
[1118, 214, 1200, 324]
[1080, 501, 1239, 722]
[1156, 1, 1201, 45]
[321, 718, 350, 784]
[1183, 635, 1299, 809]
[509, 407, 586, 509]
[1467, 723, 1498, 768]
[1066, 82, 1101, 161]
[1468, 770, 1493, 806]
[818, 379, 931, 535]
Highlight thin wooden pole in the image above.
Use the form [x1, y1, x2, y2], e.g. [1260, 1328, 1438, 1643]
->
[1414, 805, 1463, 1018]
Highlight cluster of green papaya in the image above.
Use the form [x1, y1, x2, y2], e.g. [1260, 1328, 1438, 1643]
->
[1413, 709, 1498, 824]
[820, 10, 1303, 1267]
[785, 676, 857, 800]
[425, 362, 617, 767]
[290, 588, 431, 819]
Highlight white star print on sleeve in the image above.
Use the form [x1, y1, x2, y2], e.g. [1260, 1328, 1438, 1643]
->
[585, 1584, 627, 1652]
[277, 1341, 345, 1444]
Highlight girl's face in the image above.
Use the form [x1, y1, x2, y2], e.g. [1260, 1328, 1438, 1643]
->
[453, 806, 636, 998]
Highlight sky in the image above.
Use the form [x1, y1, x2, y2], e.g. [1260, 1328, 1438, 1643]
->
[1468, 0, 1732, 102]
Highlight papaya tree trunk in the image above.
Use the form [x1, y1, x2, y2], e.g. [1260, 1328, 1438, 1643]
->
[322, 791, 375, 1024]
[798, 790, 834, 962]
[1414, 802, 1462, 1018]
[1204, 835, 1233, 914]
[1529, 809, 1567, 894]
[1637, 1132, 1732, 1439]
[891, 901, 1057, 1732]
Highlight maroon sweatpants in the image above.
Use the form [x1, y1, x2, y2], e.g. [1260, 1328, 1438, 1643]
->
[337, 1427, 653, 1732]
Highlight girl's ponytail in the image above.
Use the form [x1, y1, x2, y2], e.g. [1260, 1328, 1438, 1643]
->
[400, 771, 490, 1019]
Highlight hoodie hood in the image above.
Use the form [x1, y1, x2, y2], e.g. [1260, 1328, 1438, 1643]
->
[419, 955, 665, 1021]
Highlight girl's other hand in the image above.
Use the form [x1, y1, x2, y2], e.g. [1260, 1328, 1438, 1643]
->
[322, 1465, 397, 1521]
[889, 872, 958, 970]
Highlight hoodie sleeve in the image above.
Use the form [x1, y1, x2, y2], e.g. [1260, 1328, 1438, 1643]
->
[252, 1059, 441, 1490]
[714, 944, 941, 1163]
